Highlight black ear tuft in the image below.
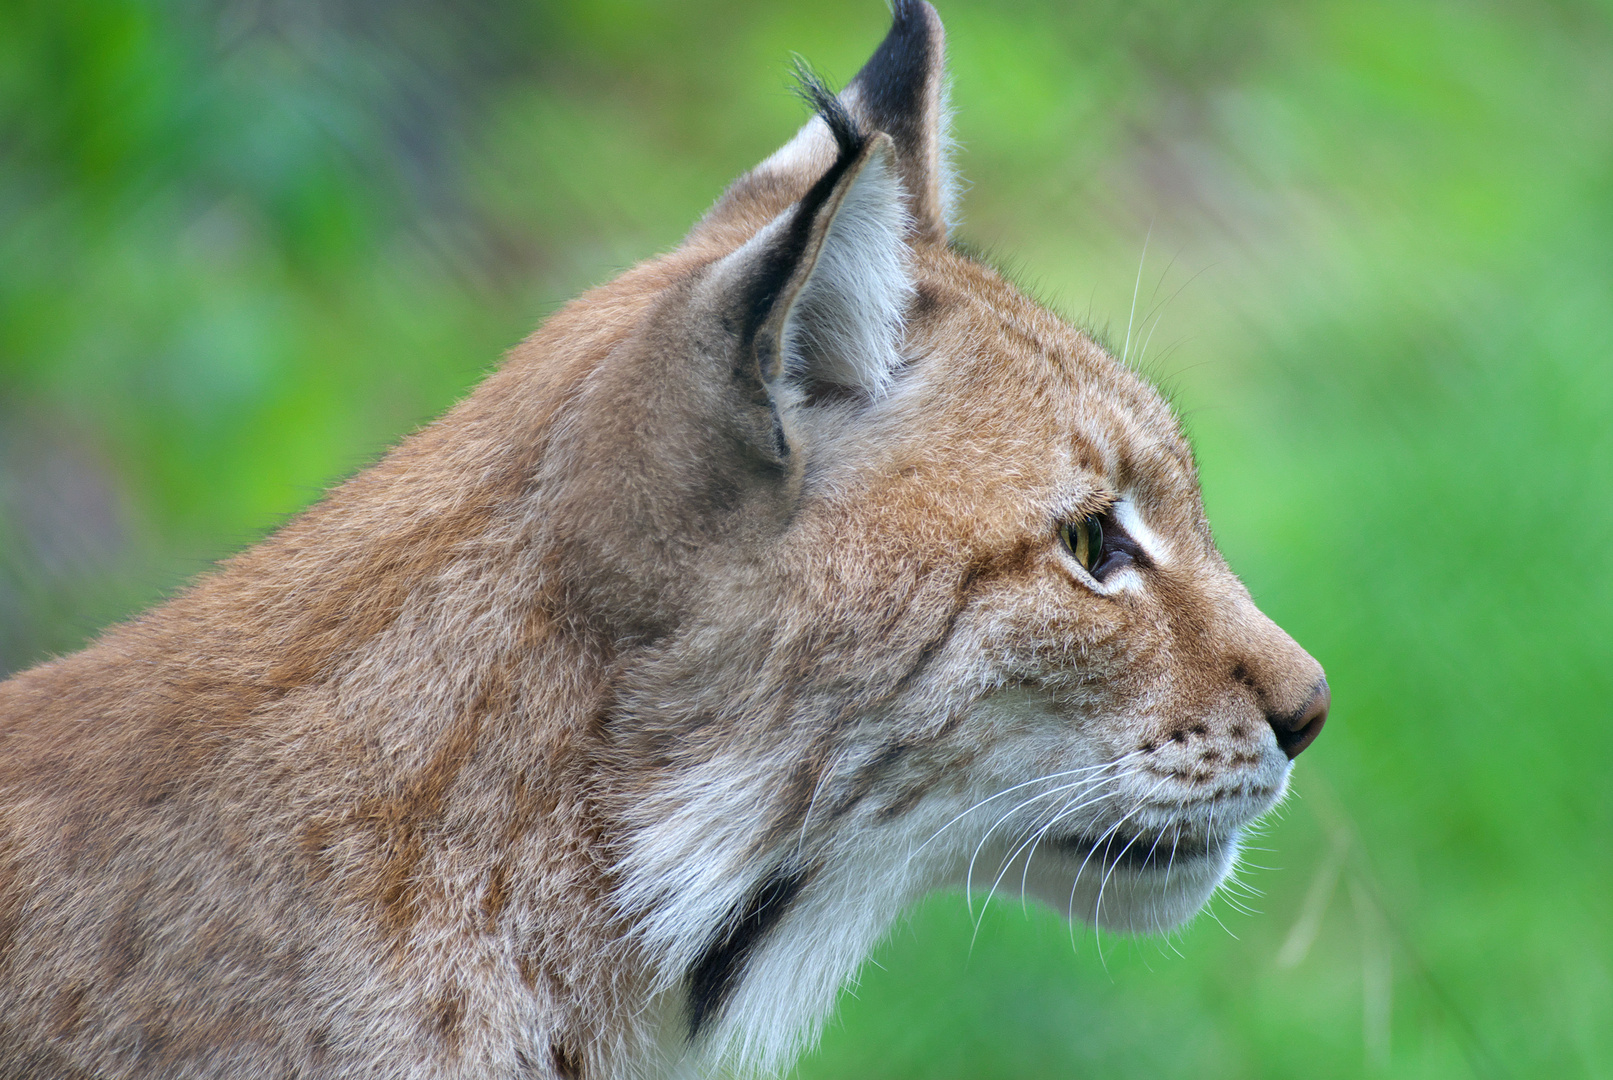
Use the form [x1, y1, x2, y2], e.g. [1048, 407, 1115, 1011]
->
[793, 65, 863, 162]
[691, 5, 952, 247]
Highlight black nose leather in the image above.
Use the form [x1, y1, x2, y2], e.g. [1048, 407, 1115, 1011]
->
[1269, 679, 1329, 759]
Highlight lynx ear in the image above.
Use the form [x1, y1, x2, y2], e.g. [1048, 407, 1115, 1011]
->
[701, 1, 953, 247]
[705, 89, 912, 405]
[841, 0, 953, 240]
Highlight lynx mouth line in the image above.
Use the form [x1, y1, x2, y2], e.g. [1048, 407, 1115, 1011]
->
[1046, 828, 1226, 871]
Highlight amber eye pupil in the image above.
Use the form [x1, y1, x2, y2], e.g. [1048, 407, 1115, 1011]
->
[1061, 514, 1104, 572]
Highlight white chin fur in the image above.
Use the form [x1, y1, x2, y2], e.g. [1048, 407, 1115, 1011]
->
[1007, 829, 1241, 934]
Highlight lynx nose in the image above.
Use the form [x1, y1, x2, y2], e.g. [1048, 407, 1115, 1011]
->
[1268, 679, 1329, 759]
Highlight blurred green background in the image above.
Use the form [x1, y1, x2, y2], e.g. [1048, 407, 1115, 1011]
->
[2, 0, 1608, 1077]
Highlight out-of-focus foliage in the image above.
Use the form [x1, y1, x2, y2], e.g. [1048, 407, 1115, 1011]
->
[2, 1, 1608, 1076]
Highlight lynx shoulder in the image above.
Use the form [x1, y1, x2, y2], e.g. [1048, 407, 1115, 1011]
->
[0, 4, 1327, 1078]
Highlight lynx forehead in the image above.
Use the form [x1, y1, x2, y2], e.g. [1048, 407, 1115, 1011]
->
[0, 4, 1326, 1079]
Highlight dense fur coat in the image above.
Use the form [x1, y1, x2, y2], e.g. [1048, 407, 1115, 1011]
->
[0, 4, 1328, 1078]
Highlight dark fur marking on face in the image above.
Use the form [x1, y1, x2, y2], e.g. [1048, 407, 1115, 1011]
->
[909, 280, 946, 320]
[1231, 661, 1270, 709]
[885, 540, 1038, 700]
[550, 1041, 581, 1080]
[432, 986, 466, 1049]
[875, 780, 931, 822]
[516, 950, 540, 991]
[481, 863, 510, 928]
[970, 538, 1040, 584]
[686, 863, 812, 1040]
[885, 603, 965, 698]
[757, 751, 830, 852]
[105, 871, 153, 981]
[308, 1027, 332, 1059]
[50, 982, 87, 1038]
[828, 742, 908, 821]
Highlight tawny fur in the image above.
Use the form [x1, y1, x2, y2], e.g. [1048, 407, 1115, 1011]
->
[0, 4, 1326, 1078]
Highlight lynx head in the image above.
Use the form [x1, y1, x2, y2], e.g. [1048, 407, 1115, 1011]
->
[538, 1, 1327, 1070]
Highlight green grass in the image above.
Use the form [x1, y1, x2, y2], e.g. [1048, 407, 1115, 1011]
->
[3, 1, 1608, 1076]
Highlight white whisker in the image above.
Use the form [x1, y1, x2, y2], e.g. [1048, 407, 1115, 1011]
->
[794, 759, 836, 857]
[1161, 820, 1182, 897]
[1092, 776, 1172, 928]
[1065, 774, 1169, 956]
[1121, 221, 1154, 366]
[965, 773, 1117, 920]
[973, 777, 1126, 931]
[907, 758, 1130, 865]
[1137, 260, 1211, 368]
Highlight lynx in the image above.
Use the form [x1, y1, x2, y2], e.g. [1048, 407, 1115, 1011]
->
[0, 3, 1328, 1078]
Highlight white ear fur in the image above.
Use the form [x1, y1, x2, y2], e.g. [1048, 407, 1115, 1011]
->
[935, 76, 962, 235]
[780, 141, 913, 397]
[755, 114, 837, 181]
[755, 94, 959, 242]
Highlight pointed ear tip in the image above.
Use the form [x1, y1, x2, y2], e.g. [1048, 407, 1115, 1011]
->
[893, 0, 939, 21]
[895, 0, 945, 44]
[856, 1, 946, 98]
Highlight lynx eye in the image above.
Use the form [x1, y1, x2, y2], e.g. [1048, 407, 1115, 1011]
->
[1059, 506, 1151, 582]
[1059, 515, 1104, 573]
